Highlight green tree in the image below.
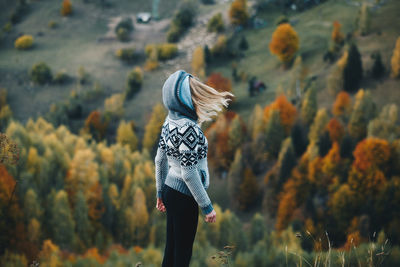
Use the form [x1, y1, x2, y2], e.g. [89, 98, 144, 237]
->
[249, 213, 265, 244]
[348, 89, 376, 140]
[51, 190, 75, 249]
[23, 189, 43, 224]
[301, 83, 317, 126]
[228, 115, 245, 158]
[265, 109, 284, 157]
[228, 149, 244, 207]
[73, 191, 91, 249]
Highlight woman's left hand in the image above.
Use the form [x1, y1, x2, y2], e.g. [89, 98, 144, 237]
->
[156, 198, 166, 212]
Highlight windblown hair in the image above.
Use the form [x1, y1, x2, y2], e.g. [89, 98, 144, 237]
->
[189, 77, 234, 124]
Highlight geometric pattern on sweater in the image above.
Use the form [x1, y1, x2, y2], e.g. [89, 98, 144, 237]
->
[158, 120, 207, 167]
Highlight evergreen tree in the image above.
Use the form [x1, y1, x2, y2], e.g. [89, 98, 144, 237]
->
[239, 36, 249, 51]
[343, 43, 363, 92]
[278, 138, 296, 182]
[23, 189, 43, 224]
[291, 121, 308, 157]
[249, 213, 265, 244]
[308, 108, 329, 144]
[51, 190, 75, 249]
[228, 115, 245, 158]
[371, 52, 385, 79]
[73, 191, 91, 248]
[317, 130, 332, 157]
[238, 168, 259, 211]
[339, 134, 355, 159]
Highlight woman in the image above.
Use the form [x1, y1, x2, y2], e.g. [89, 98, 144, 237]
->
[154, 70, 233, 267]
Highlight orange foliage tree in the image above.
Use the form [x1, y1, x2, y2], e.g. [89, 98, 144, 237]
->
[84, 111, 109, 141]
[331, 21, 344, 45]
[229, 0, 249, 26]
[61, 0, 72, 16]
[263, 94, 297, 134]
[206, 73, 234, 102]
[326, 118, 345, 143]
[332, 91, 352, 117]
[348, 137, 390, 196]
[269, 23, 300, 64]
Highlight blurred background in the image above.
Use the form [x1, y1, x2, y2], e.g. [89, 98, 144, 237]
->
[1, 0, 400, 266]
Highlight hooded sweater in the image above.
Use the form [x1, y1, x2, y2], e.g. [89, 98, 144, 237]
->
[155, 70, 213, 215]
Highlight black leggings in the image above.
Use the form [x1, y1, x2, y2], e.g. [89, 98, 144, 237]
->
[161, 184, 199, 267]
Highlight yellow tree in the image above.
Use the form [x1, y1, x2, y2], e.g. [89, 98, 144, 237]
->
[332, 91, 351, 118]
[116, 120, 138, 151]
[191, 46, 205, 79]
[229, 0, 249, 26]
[391, 36, 400, 78]
[143, 103, 167, 152]
[269, 23, 299, 65]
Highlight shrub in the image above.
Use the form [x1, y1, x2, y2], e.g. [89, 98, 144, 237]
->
[144, 60, 159, 71]
[207, 13, 224, 33]
[145, 43, 178, 61]
[53, 70, 70, 84]
[14, 34, 33, 50]
[3, 22, 12, 33]
[29, 62, 52, 85]
[211, 34, 228, 57]
[166, 24, 181, 43]
[126, 67, 143, 99]
[229, 0, 249, 26]
[104, 93, 125, 119]
[275, 15, 289, 25]
[115, 47, 136, 62]
[158, 43, 178, 60]
[48, 20, 57, 29]
[61, 0, 72, 16]
[115, 17, 133, 41]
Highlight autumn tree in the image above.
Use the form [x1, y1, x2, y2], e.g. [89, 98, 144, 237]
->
[142, 103, 167, 152]
[356, 3, 371, 36]
[308, 108, 329, 144]
[61, 0, 72, 16]
[332, 91, 351, 118]
[264, 94, 297, 134]
[348, 89, 376, 140]
[51, 190, 75, 249]
[326, 117, 345, 143]
[84, 111, 109, 141]
[104, 93, 125, 119]
[23, 189, 43, 224]
[329, 184, 358, 234]
[229, 0, 249, 26]
[327, 51, 347, 96]
[132, 187, 149, 243]
[227, 115, 245, 158]
[331, 21, 344, 47]
[368, 104, 398, 141]
[191, 46, 206, 79]
[116, 120, 138, 151]
[390, 36, 400, 78]
[206, 72, 232, 94]
[301, 84, 317, 126]
[343, 43, 363, 92]
[249, 104, 264, 140]
[269, 23, 299, 65]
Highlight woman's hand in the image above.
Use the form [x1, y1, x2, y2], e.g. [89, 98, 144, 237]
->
[205, 209, 216, 223]
[156, 198, 166, 212]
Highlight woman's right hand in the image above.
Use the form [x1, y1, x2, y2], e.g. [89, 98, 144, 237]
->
[156, 198, 166, 212]
[205, 209, 216, 223]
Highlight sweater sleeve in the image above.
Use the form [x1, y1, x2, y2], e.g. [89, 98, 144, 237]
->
[178, 124, 213, 215]
[155, 125, 168, 198]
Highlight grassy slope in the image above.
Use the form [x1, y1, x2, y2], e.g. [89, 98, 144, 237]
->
[0, 0, 179, 133]
[208, 0, 400, 119]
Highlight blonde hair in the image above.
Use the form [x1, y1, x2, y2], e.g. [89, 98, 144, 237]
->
[189, 77, 234, 124]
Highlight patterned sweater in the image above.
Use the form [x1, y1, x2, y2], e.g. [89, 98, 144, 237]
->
[155, 115, 213, 215]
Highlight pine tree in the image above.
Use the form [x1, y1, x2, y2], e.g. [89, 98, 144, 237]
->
[291, 121, 308, 157]
[238, 168, 259, 211]
[343, 43, 363, 92]
[249, 213, 265, 244]
[277, 138, 296, 182]
[371, 52, 385, 79]
[239, 36, 249, 51]
[23, 189, 43, 224]
[308, 108, 329, 144]
[228, 115, 245, 158]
